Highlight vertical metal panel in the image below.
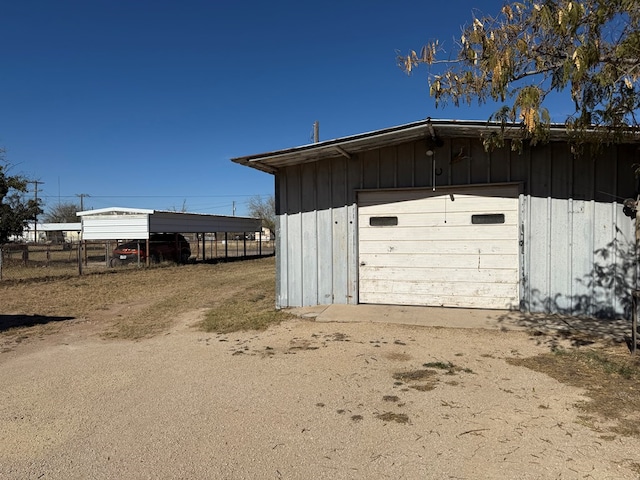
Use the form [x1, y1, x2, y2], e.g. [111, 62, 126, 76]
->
[301, 163, 318, 305]
[414, 140, 430, 187]
[331, 158, 349, 304]
[548, 144, 572, 313]
[362, 150, 379, 189]
[347, 154, 362, 305]
[525, 146, 551, 311]
[286, 165, 303, 305]
[450, 139, 469, 186]
[488, 148, 510, 183]
[396, 143, 415, 187]
[470, 140, 490, 184]
[316, 160, 334, 303]
[509, 144, 529, 184]
[379, 146, 397, 188]
[570, 199, 595, 314]
[275, 174, 287, 308]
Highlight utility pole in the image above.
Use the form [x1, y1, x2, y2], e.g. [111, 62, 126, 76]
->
[76, 193, 90, 211]
[28, 180, 44, 243]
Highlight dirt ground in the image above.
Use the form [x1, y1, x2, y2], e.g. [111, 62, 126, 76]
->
[2, 305, 640, 480]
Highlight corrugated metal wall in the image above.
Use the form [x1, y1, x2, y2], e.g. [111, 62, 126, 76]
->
[276, 137, 639, 318]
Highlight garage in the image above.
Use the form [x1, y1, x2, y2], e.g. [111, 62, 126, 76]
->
[358, 184, 521, 309]
[233, 118, 638, 318]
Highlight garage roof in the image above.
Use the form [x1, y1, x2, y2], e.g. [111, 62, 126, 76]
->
[231, 118, 575, 174]
[77, 207, 261, 240]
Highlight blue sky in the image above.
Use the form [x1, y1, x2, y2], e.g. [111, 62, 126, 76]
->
[0, 0, 567, 217]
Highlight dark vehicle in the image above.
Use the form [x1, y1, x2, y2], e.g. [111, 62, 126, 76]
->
[111, 233, 191, 266]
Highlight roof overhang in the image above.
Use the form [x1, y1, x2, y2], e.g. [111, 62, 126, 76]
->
[231, 118, 576, 174]
[77, 207, 155, 216]
[77, 207, 262, 240]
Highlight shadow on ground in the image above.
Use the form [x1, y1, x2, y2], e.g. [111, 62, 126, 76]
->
[497, 310, 637, 351]
[0, 314, 75, 332]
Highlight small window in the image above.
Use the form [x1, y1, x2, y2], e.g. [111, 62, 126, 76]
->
[472, 213, 505, 224]
[369, 216, 398, 227]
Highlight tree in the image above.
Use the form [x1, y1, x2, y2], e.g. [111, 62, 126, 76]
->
[0, 160, 43, 244]
[246, 195, 275, 236]
[43, 202, 80, 223]
[398, 0, 640, 149]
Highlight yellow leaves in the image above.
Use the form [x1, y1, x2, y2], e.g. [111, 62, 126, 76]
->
[429, 76, 442, 97]
[572, 49, 581, 71]
[473, 18, 484, 31]
[520, 107, 537, 131]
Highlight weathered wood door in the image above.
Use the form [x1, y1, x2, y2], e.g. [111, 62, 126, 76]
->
[358, 185, 520, 309]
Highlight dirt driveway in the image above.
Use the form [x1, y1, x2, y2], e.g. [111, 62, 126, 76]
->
[1, 309, 639, 479]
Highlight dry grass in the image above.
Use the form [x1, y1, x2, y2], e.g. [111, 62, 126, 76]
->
[509, 346, 640, 438]
[1, 257, 285, 340]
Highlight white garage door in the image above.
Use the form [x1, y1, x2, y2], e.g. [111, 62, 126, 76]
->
[358, 185, 520, 309]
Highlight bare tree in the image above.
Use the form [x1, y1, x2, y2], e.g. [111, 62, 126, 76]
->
[246, 195, 275, 236]
[43, 202, 80, 223]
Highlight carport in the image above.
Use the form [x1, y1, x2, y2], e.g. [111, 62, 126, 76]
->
[77, 207, 262, 266]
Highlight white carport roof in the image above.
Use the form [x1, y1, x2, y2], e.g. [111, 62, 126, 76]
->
[77, 207, 262, 241]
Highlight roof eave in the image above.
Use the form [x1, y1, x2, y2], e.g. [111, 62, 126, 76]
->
[230, 119, 575, 173]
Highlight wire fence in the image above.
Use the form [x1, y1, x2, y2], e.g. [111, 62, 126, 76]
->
[0, 237, 275, 281]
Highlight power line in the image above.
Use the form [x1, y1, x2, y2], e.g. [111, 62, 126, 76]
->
[75, 193, 90, 210]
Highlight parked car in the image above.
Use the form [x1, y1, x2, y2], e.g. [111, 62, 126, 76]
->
[110, 233, 191, 266]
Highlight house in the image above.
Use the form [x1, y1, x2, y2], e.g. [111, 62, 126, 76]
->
[15, 222, 82, 244]
[232, 119, 639, 318]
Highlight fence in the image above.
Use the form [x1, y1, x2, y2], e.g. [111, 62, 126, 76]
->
[0, 237, 275, 281]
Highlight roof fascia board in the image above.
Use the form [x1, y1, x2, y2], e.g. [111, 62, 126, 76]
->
[77, 207, 155, 216]
[230, 119, 574, 172]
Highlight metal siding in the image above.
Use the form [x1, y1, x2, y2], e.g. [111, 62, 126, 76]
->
[301, 163, 318, 305]
[331, 158, 349, 304]
[548, 144, 572, 313]
[149, 212, 260, 233]
[470, 141, 489, 184]
[396, 143, 415, 187]
[362, 150, 379, 189]
[414, 140, 430, 188]
[82, 215, 149, 240]
[379, 146, 397, 189]
[316, 160, 334, 304]
[286, 166, 303, 306]
[276, 173, 288, 308]
[275, 135, 638, 317]
[347, 154, 362, 305]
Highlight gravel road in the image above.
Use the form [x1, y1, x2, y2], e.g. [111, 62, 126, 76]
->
[1, 313, 638, 479]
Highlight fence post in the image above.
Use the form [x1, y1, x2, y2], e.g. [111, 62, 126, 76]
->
[633, 290, 639, 355]
[77, 242, 83, 276]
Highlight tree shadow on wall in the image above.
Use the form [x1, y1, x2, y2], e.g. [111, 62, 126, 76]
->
[504, 230, 637, 349]
[0, 314, 75, 332]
